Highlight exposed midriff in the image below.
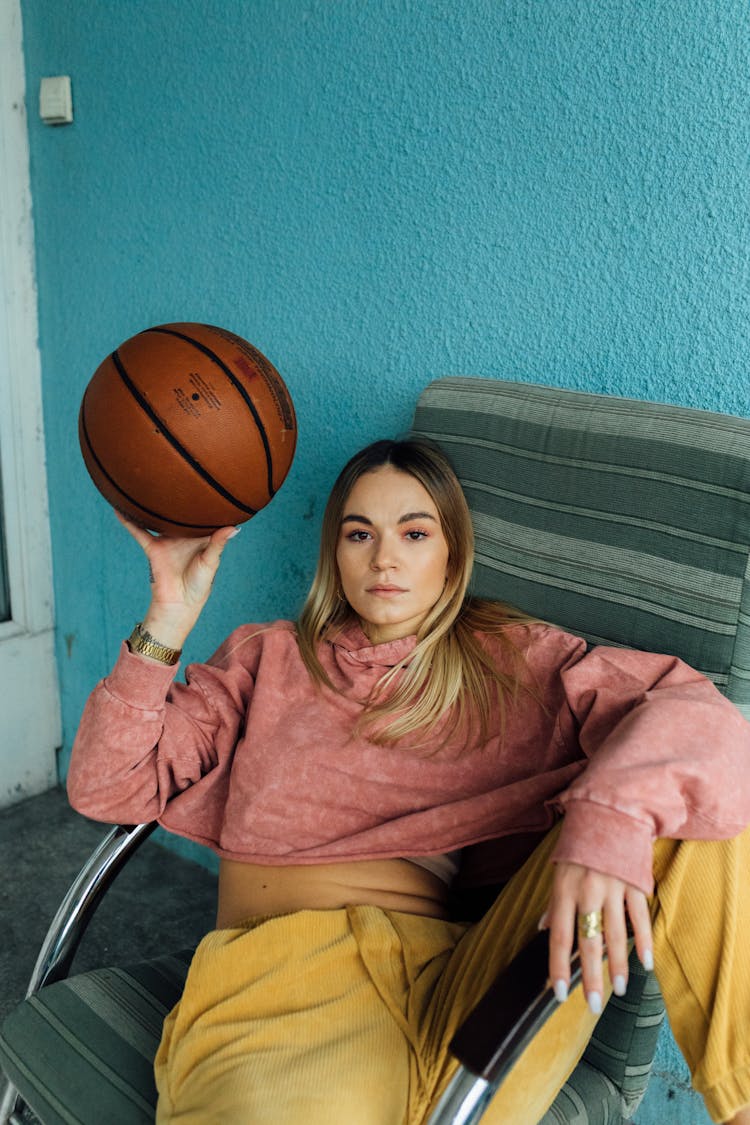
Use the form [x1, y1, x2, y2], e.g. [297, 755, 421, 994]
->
[215, 855, 452, 927]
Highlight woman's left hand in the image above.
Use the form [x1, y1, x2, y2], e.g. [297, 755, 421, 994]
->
[543, 862, 654, 1014]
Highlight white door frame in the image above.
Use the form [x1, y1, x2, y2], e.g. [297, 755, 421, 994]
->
[0, 0, 61, 805]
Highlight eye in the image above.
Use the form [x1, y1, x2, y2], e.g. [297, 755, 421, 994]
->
[345, 529, 372, 543]
[404, 529, 429, 541]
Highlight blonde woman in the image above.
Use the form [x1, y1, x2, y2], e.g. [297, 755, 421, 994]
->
[68, 438, 750, 1124]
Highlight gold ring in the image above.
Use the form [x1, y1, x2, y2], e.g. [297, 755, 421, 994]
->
[578, 910, 604, 940]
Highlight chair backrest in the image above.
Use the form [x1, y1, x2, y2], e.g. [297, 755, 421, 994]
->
[411, 376, 750, 716]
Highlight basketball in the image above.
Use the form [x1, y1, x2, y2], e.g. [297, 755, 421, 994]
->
[78, 323, 297, 536]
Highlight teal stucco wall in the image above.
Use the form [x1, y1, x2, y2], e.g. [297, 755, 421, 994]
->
[19, 3, 750, 1121]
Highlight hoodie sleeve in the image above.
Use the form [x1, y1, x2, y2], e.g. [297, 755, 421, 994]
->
[66, 629, 259, 826]
[548, 642, 750, 894]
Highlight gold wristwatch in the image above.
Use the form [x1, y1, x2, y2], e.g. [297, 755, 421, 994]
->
[127, 622, 182, 666]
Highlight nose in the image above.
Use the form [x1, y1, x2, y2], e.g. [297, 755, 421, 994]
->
[370, 535, 398, 571]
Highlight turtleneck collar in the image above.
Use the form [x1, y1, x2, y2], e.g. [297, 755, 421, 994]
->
[328, 620, 418, 669]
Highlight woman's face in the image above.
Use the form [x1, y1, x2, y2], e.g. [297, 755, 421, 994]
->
[336, 466, 450, 644]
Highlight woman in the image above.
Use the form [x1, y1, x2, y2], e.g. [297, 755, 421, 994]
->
[68, 438, 750, 1124]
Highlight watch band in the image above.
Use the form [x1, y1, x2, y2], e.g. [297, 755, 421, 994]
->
[127, 622, 182, 666]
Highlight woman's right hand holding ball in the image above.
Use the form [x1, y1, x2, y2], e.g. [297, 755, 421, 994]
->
[116, 511, 240, 650]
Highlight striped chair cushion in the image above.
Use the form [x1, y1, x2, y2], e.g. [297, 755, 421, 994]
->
[0, 951, 192, 1125]
[411, 377, 750, 714]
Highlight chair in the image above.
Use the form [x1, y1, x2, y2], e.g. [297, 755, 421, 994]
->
[2, 375, 749, 1124]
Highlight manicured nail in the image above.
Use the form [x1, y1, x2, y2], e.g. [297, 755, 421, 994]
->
[228, 527, 241, 538]
[538, 911, 549, 931]
[613, 975, 627, 996]
[642, 949, 654, 971]
[587, 991, 602, 1015]
[554, 979, 569, 1003]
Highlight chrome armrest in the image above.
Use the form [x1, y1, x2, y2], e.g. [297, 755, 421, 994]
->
[24, 820, 157, 996]
[428, 930, 584, 1125]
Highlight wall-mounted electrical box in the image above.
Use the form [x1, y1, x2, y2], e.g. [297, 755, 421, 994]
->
[39, 76, 73, 125]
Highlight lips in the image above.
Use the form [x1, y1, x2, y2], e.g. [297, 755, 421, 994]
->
[367, 585, 407, 595]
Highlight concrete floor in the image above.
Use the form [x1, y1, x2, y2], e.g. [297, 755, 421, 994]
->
[0, 785, 217, 1030]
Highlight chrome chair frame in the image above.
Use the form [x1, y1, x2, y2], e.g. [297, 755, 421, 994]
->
[428, 934, 586, 1124]
[0, 822, 156, 1125]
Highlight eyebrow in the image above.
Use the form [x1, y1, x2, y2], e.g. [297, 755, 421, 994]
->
[340, 511, 438, 526]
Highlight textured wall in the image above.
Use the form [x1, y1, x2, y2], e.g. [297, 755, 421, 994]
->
[20, 0, 750, 738]
[19, 3, 750, 1119]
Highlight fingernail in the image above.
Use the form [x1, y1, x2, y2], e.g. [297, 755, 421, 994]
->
[554, 979, 568, 1003]
[538, 911, 549, 931]
[228, 527, 241, 538]
[642, 949, 654, 971]
[587, 991, 602, 1015]
[613, 975, 627, 996]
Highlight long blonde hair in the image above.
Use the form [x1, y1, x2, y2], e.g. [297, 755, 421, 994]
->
[297, 438, 535, 746]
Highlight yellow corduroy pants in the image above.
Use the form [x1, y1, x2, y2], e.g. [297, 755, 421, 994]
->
[154, 824, 750, 1125]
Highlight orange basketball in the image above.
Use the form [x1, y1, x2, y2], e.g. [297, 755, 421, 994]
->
[78, 323, 297, 536]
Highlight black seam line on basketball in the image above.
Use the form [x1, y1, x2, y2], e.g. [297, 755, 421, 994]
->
[80, 390, 227, 530]
[111, 348, 259, 516]
[145, 326, 276, 498]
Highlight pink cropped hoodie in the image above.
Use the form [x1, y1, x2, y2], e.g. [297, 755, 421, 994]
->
[67, 619, 750, 896]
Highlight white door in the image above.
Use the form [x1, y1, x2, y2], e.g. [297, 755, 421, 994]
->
[0, 0, 61, 807]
